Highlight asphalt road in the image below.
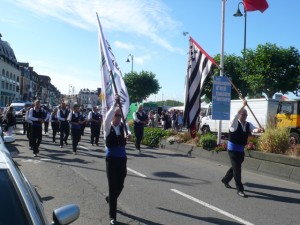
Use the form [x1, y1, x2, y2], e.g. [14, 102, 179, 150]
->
[7, 125, 300, 225]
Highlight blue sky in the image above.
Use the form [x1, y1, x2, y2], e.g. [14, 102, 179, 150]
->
[1, 0, 300, 102]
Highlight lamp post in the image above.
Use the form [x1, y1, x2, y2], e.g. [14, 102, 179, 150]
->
[126, 54, 133, 73]
[234, 1, 248, 96]
[234, 2, 247, 58]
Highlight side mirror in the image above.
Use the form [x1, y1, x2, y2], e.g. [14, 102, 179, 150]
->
[3, 135, 15, 143]
[51, 204, 80, 225]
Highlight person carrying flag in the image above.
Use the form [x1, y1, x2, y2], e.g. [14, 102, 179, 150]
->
[104, 94, 131, 225]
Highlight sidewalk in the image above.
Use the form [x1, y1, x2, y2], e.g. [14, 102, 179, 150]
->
[160, 140, 300, 184]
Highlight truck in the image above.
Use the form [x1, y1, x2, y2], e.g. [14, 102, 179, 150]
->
[276, 99, 300, 143]
[200, 98, 279, 134]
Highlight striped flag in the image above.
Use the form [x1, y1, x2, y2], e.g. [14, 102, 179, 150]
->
[96, 13, 130, 118]
[183, 37, 217, 138]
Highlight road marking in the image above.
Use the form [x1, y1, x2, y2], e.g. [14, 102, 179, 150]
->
[78, 145, 89, 150]
[127, 167, 147, 178]
[171, 189, 255, 225]
[21, 159, 42, 164]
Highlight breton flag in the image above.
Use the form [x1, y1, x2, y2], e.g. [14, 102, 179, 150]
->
[243, 0, 269, 13]
[183, 37, 217, 138]
[96, 13, 130, 118]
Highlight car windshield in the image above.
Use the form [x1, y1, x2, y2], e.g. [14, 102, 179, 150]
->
[0, 169, 32, 225]
[14, 106, 24, 112]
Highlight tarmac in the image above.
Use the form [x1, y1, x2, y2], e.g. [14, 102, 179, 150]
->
[160, 139, 300, 184]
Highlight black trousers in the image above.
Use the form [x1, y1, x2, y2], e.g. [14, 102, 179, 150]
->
[134, 125, 144, 150]
[222, 151, 245, 192]
[90, 125, 100, 145]
[44, 121, 49, 133]
[106, 157, 127, 220]
[71, 128, 81, 152]
[59, 122, 69, 146]
[31, 125, 42, 154]
[27, 123, 32, 146]
[51, 122, 59, 142]
[23, 121, 27, 134]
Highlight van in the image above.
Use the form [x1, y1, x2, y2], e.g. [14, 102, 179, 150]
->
[10, 102, 32, 123]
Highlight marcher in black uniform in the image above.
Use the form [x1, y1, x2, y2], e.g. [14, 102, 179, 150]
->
[21, 107, 27, 135]
[43, 107, 51, 134]
[80, 108, 87, 136]
[104, 95, 131, 225]
[57, 102, 70, 148]
[28, 100, 45, 157]
[67, 104, 84, 154]
[133, 104, 148, 152]
[88, 106, 102, 146]
[221, 100, 264, 197]
[25, 104, 34, 149]
[50, 107, 59, 143]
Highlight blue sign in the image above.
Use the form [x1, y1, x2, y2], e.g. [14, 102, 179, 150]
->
[212, 76, 231, 120]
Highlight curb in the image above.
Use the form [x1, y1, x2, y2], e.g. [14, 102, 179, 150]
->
[160, 140, 300, 184]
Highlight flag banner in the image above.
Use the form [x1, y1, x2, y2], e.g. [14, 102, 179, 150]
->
[96, 13, 130, 118]
[243, 0, 269, 13]
[183, 37, 217, 138]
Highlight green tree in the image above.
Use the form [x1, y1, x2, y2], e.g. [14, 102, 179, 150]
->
[246, 43, 300, 98]
[156, 100, 183, 107]
[204, 43, 300, 101]
[124, 70, 161, 102]
[203, 54, 244, 101]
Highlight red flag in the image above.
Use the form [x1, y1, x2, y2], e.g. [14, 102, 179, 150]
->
[243, 0, 269, 13]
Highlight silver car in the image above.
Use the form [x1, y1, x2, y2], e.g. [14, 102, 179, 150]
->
[0, 129, 80, 225]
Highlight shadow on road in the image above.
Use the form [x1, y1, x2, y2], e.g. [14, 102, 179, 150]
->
[117, 210, 163, 225]
[244, 182, 300, 204]
[157, 207, 243, 225]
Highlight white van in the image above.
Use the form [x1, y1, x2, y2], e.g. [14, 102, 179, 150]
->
[10, 102, 32, 123]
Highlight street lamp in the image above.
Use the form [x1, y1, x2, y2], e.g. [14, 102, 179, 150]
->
[126, 54, 133, 73]
[234, 2, 247, 59]
[234, 1, 248, 96]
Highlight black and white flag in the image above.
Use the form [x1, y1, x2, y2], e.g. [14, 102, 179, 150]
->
[183, 37, 217, 137]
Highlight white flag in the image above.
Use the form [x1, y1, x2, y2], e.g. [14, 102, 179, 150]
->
[96, 13, 130, 118]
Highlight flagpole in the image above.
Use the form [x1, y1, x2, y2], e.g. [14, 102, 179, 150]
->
[109, 70, 129, 135]
[96, 12, 128, 135]
[217, 0, 226, 144]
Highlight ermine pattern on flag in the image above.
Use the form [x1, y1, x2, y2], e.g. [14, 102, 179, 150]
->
[183, 37, 217, 131]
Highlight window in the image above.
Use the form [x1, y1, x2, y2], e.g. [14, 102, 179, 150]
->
[0, 170, 31, 225]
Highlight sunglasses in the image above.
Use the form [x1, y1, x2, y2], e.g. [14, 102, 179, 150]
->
[115, 114, 122, 117]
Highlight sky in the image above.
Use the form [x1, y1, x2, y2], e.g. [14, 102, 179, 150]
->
[1, 0, 300, 103]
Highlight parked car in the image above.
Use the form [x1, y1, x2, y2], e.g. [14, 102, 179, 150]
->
[0, 127, 80, 225]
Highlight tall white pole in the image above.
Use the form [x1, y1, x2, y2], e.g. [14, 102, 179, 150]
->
[218, 0, 226, 144]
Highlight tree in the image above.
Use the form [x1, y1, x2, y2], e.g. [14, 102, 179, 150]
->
[204, 43, 300, 101]
[124, 70, 161, 103]
[246, 43, 300, 98]
[203, 54, 244, 101]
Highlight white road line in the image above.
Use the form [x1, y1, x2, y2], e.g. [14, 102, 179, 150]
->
[127, 167, 147, 178]
[78, 145, 89, 150]
[171, 189, 255, 225]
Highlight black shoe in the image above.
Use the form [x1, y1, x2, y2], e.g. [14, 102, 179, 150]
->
[222, 180, 232, 189]
[33, 154, 38, 157]
[105, 196, 109, 204]
[64, 141, 68, 145]
[237, 191, 248, 198]
[60, 145, 63, 148]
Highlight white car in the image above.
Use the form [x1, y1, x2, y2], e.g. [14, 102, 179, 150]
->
[0, 127, 80, 225]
